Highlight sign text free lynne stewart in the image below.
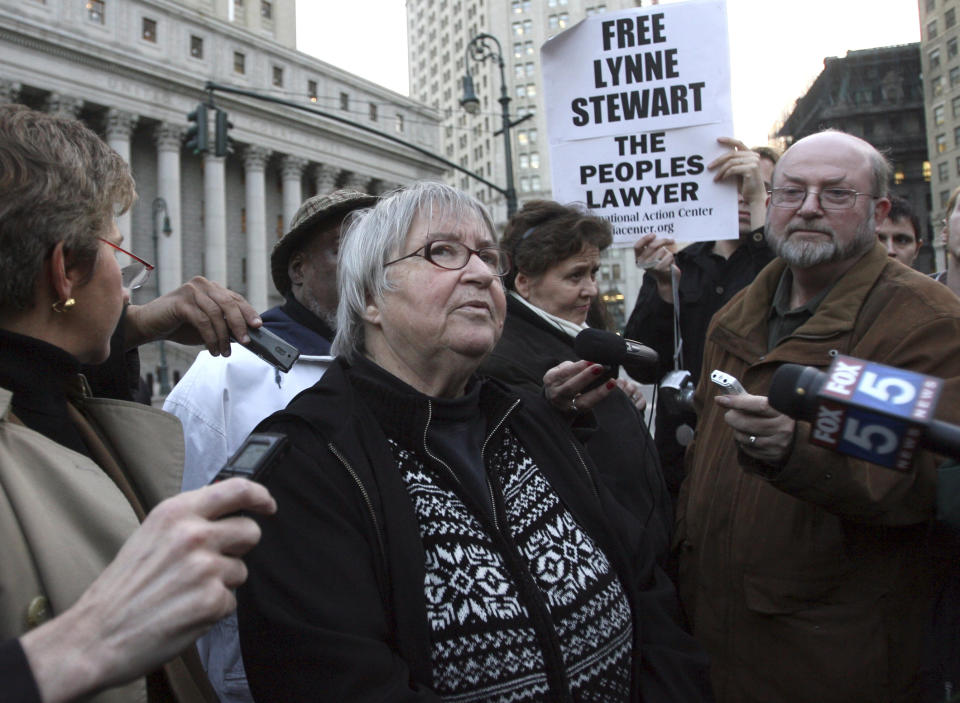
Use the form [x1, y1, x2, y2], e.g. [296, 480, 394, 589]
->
[569, 13, 705, 127]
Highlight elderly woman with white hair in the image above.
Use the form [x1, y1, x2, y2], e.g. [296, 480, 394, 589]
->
[237, 182, 710, 702]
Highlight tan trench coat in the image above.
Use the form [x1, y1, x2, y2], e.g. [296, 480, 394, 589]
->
[0, 378, 203, 702]
[677, 243, 960, 703]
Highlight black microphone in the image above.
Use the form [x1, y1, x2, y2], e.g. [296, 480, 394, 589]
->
[769, 357, 960, 467]
[574, 328, 659, 383]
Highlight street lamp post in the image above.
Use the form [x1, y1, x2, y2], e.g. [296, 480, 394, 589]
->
[151, 197, 173, 395]
[460, 33, 519, 218]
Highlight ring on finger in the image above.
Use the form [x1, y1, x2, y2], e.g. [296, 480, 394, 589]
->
[570, 395, 579, 412]
[748, 434, 758, 446]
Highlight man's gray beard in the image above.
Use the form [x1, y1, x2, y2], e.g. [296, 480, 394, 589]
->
[766, 213, 876, 269]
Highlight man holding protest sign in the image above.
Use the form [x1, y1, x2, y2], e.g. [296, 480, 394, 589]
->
[624, 138, 777, 497]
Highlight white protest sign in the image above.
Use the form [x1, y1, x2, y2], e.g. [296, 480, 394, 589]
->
[542, 0, 738, 244]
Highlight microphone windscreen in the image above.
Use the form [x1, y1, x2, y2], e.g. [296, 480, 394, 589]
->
[768, 364, 823, 421]
[574, 328, 627, 366]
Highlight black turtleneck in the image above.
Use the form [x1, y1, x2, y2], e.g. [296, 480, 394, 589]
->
[347, 356, 492, 519]
[0, 329, 89, 457]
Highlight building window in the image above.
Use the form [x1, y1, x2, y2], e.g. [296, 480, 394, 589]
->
[931, 48, 942, 70]
[928, 0, 935, 10]
[525, 41, 534, 55]
[141, 17, 156, 41]
[86, 0, 105, 23]
[190, 35, 204, 58]
[954, 96, 960, 118]
[948, 8, 956, 27]
[952, 67, 960, 88]
[308, 80, 318, 102]
[525, 62, 535, 77]
[942, 190, 951, 208]
[531, 175, 541, 190]
[529, 128, 537, 144]
[954, 124, 960, 146]
[940, 161, 950, 181]
[530, 152, 540, 168]
[396, 113, 405, 133]
[929, 19, 938, 39]
[951, 38, 959, 59]
[513, 21, 523, 36]
[559, 12, 569, 27]
[924, 160, 932, 182]
[513, 42, 523, 58]
[519, 153, 529, 169]
[517, 130, 528, 146]
[272, 66, 283, 87]
[340, 92, 349, 110]
[548, 14, 558, 29]
[369, 103, 378, 121]
[261, 0, 272, 19]
[515, 63, 524, 79]
[233, 51, 246, 74]
[937, 133, 948, 153]
[955, 156, 960, 176]
[934, 75, 944, 96]
[520, 176, 530, 192]
[936, 104, 946, 125]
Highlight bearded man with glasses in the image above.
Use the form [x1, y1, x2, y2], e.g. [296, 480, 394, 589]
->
[676, 130, 960, 702]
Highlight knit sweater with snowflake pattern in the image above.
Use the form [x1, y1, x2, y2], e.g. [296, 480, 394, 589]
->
[237, 356, 711, 702]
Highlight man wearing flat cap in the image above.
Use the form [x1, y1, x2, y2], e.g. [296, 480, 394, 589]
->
[164, 188, 377, 703]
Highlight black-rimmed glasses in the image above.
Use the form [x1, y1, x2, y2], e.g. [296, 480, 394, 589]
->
[98, 238, 155, 290]
[768, 186, 879, 211]
[385, 239, 511, 277]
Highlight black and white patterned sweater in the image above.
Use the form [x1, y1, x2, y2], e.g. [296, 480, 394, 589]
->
[238, 357, 713, 703]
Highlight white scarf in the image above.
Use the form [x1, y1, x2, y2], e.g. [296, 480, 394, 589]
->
[509, 290, 589, 340]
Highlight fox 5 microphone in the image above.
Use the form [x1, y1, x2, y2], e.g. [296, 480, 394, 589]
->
[573, 328, 660, 383]
[769, 355, 960, 469]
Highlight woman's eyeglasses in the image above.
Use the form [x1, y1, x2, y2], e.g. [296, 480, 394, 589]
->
[384, 239, 511, 277]
[98, 238, 155, 290]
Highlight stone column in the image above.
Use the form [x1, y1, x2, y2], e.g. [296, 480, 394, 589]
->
[313, 164, 340, 196]
[280, 155, 308, 231]
[0, 80, 21, 104]
[154, 123, 184, 295]
[106, 109, 139, 242]
[343, 171, 370, 193]
[244, 146, 271, 311]
[203, 154, 229, 285]
[45, 92, 83, 118]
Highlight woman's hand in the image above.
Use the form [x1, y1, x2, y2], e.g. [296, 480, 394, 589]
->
[615, 378, 648, 413]
[543, 360, 617, 414]
[20, 478, 276, 703]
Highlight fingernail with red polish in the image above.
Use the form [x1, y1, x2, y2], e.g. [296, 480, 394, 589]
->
[606, 380, 616, 389]
[592, 366, 603, 375]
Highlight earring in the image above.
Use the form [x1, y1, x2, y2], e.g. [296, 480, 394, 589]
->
[52, 298, 76, 313]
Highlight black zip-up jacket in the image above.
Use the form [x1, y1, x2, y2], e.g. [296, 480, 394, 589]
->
[480, 295, 673, 567]
[237, 358, 711, 702]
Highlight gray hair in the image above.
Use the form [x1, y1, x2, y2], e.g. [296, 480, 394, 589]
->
[332, 181, 497, 362]
[0, 104, 135, 316]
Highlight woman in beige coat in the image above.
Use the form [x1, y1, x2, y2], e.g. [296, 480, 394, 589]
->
[0, 105, 275, 702]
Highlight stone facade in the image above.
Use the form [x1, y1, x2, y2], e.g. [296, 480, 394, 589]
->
[1, 0, 443, 388]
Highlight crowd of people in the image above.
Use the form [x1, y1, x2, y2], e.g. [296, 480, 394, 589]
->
[2, 99, 960, 703]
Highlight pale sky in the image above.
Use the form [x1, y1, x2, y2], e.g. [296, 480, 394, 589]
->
[295, 0, 922, 146]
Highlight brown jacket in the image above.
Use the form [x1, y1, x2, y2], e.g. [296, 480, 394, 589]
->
[0, 378, 213, 702]
[677, 242, 960, 703]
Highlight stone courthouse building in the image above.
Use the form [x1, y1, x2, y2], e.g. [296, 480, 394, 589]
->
[0, 0, 443, 385]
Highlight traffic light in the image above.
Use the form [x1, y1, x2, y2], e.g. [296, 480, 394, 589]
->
[185, 103, 209, 154]
[214, 108, 234, 158]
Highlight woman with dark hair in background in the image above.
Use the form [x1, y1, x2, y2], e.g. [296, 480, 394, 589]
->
[479, 199, 673, 568]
